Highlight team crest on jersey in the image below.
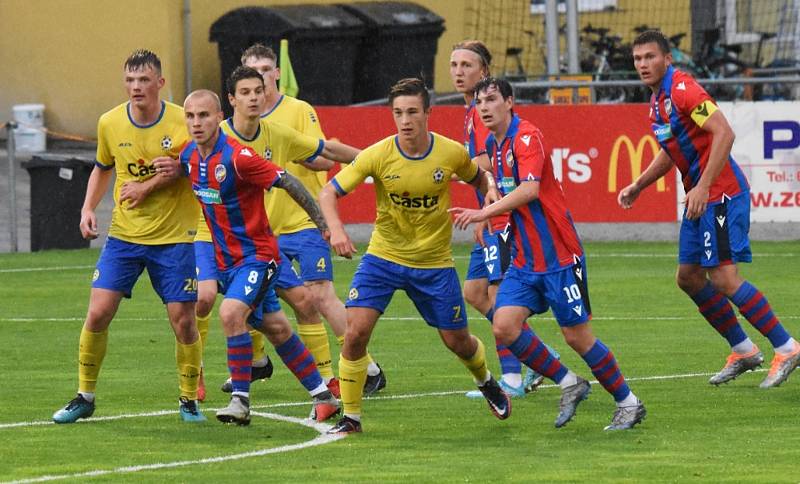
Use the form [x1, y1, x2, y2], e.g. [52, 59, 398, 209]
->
[160, 135, 173, 151]
[664, 98, 672, 115]
[432, 167, 445, 184]
[467, 118, 474, 135]
[214, 164, 227, 182]
[348, 288, 359, 301]
[92, 269, 100, 282]
[264, 148, 272, 160]
[505, 150, 515, 167]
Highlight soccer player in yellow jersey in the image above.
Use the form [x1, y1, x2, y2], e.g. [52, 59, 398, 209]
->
[53, 50, 205, 423]
[319, 78, 509, 434]
[238, 44, 386, 396]
[195, 66, 360, 396]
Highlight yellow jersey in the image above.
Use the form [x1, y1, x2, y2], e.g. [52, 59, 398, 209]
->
[262, 95, 327, 235]
[331, 133, 478, 269]
[95, 101, 195, 245]
[194, 117, 323, 242]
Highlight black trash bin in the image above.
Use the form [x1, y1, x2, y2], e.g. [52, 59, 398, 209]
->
[22, 155, 93, 251]
[339, 2, 445, 103]
[210, 5, 365, 114]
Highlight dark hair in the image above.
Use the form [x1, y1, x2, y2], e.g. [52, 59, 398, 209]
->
[124, 49, 161, 74]
[388, 78, 430, 110]
[452, 40, 492, 75]
[632, 30, 671, 55]
[226, 66, 265, 96]
[241, 43, 277, 64]
[474, 77, 513, 100]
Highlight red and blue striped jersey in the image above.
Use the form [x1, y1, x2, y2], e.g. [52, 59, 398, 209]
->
[465, 99, 509, 232]
[649, 66, 749, 202]
[487, 115, 583, 273]
[180, 130, 283, 271]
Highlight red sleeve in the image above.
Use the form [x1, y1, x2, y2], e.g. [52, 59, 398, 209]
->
[672, 71, 713, 113]
[232, 145, 284, 189]
[514, 129, 547, 182]
[472, 109, 491, 157]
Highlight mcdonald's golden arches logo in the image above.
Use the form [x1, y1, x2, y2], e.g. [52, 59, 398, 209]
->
[607, 135, 666, 192]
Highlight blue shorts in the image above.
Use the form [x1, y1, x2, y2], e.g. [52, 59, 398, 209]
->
[92, 237, 196, 303]
[679, 191, 752, 267]
[465, 229, 512, 284]
[194, 241, 219, 282]
[276, 229, 334, 289]
[218, 259, 282, 330]
[346, 254, 468, 331]
[495, 258, 592, 327]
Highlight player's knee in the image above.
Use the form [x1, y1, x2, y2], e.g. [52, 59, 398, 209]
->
[283, 288, 320, 322]
[708, 271, 741, 298]
[195, 297, 215, 318]
[463, 285, 485, 308]
[675, 270, 704, 294]
[85, 298, 120, 330]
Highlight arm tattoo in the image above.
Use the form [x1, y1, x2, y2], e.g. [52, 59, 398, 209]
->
[275, 173, 329, 232]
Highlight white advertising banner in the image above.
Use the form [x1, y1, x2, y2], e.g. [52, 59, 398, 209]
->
[720, 101, 800, 222]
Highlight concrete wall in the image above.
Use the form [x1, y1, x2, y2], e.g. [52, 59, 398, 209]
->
[1, 0, 697, 139]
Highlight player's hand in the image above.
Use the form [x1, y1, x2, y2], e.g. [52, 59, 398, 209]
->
[483, 187, 501, 206]
[684, 186, 709, 220]
[473, 220, 491, 247]
[119, 181, 149, 209]
[79, 209, 99, 240]
[449, 207, 487, 231]
[617, 183, 640, 209]
[153, 156, 180, 179]
[330, 229, 357, 259]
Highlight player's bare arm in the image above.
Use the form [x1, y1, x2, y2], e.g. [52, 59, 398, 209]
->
[318, 183, 357, 259]
[451, 180, 539, 231]
[683, 109, 735, 220]
[79, 166, 115, 239]
[320, 140, 361, 164]
[299, 156, 335, 171]
[274, 172, 329, 233]
[618, 149, 674, 209]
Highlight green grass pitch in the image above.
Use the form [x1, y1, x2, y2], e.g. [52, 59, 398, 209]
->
[0, 241, 798, 482]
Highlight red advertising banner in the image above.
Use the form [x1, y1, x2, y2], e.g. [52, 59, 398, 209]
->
[316, 104, 677, 223]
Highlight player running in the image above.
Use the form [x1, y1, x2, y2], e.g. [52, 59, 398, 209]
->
[451, 78, 646, 430]
[619, 30, 800, 388]
[319, 78, 508, 434]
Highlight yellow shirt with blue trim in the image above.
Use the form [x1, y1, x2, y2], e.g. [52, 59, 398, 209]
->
[95, 101, 195, 245]
[194, 117, 323, 242]
[331, 132, 478, 269]
[262, 95, 328, 235]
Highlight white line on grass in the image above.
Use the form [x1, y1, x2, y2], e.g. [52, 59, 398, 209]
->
[0, 367, 771, 481]
[2, 252, 795, 274]
[3, 315, 799, 323]
[2, 412, 342, 484]
[0, 265, 94, 273]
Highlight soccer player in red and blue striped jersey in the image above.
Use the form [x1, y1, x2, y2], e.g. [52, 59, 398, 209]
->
[619, 30, 800, 388]
[165, 89, 339, 425]
[451, 41, 554, 398]
[451, 78, 645, 430]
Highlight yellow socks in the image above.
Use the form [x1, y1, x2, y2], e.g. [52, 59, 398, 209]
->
[176, 338, 202, 400]
[78, 328, 108, 394]
[298, 322, 334, 380]
[458, 336, 490, 384]
[196, 312, 210, 352]
[339, 354, 370, 417]
[337, 334, 375, 367]
[250, 329, 267, 363]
